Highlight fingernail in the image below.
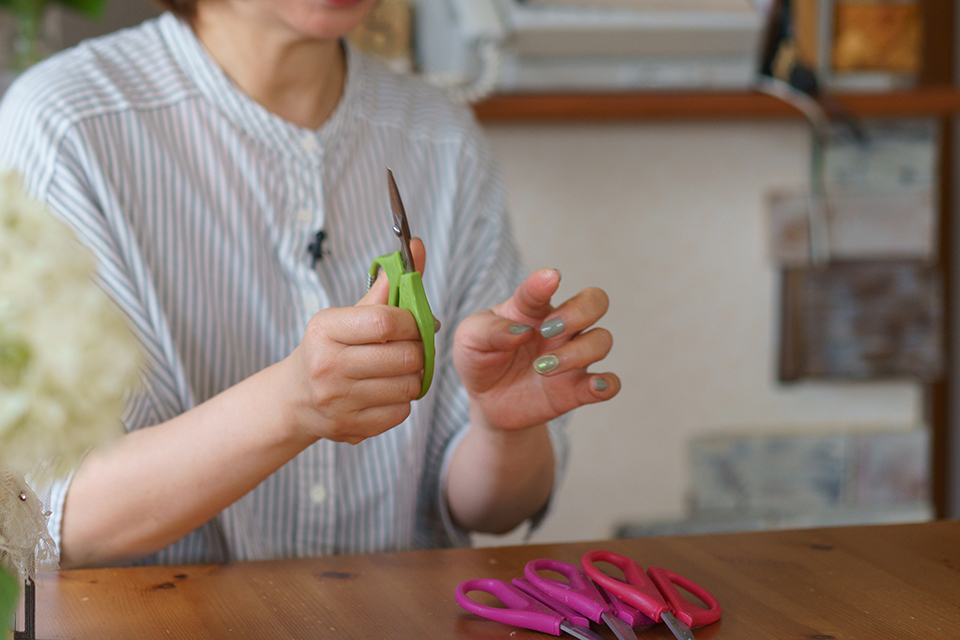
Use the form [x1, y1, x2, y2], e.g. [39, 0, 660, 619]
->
[593, 378, 608, 392]
[540, 318, 565, 339]
[534, 355, 560, 375]
[509, 323, 533, 335]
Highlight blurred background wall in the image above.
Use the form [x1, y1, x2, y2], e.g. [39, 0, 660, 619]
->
[481, 120, 924, 544]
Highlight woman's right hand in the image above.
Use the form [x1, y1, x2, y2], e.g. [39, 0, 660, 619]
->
[61, 260, 429, 567]
[283, 240, 428, 445]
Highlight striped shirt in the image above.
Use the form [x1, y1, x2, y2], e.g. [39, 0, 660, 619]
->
[0, 13, 568, 565]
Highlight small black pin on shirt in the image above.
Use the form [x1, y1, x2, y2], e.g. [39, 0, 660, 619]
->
[307, 229, 327, 267]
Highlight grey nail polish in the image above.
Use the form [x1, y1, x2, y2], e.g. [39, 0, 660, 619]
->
[509, 324, 533, 335]
[534, 355, 560, 375]
[593, 378, 608, 392]
[540, 318, 565, 339]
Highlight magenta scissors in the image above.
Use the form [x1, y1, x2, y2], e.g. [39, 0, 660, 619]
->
[581, 550, 721, 640]
[523, 558, 643, 640]
[455, 578, 605, 640]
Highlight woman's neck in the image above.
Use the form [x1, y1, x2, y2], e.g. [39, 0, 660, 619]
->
[192, 5, 346, 130]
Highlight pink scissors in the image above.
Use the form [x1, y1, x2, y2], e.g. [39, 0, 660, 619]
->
[581, 550, 721, 640]
[455, 578, 605, 640]
[524, 558, 647, 640]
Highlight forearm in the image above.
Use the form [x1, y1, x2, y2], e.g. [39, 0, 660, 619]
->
[445, 411, 556, 535]
[60, 359, 311, 569]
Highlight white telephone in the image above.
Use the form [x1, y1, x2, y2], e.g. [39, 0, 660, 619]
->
[413, 0, 507, 103]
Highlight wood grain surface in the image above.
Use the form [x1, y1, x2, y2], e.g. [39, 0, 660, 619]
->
[32, 521, 960, 639]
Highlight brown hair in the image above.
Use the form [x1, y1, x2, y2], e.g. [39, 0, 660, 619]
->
[151, 0, 197, 19]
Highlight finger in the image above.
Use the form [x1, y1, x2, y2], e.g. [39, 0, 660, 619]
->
[455, 309, 537, 353]
[343, 340, 425, 379]
[327, 402, 414, 445]
[410, 236, 426, 275]
[496, 269, 562, 321]
[346, 402, 415, 442]
[580, 373, 621, 403]
[537, 287, 609, 342]
[530, 370, 620, 417]
[355, 237, 426, 307]
[311, 305, 422, 346]
[532, 327, 613, 376]
[346, 373, 423, 405]
[357, 269, 390, 306]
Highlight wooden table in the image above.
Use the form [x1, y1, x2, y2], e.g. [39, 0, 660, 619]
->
[31, 521, 960, 639]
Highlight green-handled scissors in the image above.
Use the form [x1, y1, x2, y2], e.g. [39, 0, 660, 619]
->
[367, 169, 436, 399]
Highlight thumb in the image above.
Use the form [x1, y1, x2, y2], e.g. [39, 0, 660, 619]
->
[357, 269, 390, 306]
[357, 238, 428, 307]
[495, 268, 561, 321]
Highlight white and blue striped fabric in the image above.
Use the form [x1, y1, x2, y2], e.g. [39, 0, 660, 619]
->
[0, 13, 568, 565]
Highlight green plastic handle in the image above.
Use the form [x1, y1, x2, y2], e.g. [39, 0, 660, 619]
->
[369, 251, 435, 399]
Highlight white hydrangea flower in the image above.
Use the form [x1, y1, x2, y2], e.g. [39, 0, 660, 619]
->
[0, 169, 141, 477]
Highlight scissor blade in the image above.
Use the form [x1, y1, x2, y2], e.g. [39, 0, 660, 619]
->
[601, 611, 639, 640]
[661, 611, 697, 640]
[386, 168, 415, 273]
[560, 621, 606, 640]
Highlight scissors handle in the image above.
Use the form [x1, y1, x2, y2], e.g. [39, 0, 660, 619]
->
[512, 577, 592, 628]
[598, 583, 655, 627]
[455, 579, 564, 636]
[525, 558, 610, 623]
[648, 566, 722, 628]
[368, 252, 435, 399]
[581, 550, 669, 622]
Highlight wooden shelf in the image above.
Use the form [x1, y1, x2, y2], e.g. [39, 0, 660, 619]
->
[473, 86, 960, 122]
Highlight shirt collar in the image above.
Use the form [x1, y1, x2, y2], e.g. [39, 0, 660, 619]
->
[158, 12, 362, 160]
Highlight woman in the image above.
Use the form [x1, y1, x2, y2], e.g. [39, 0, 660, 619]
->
[0, 0, 619, 568]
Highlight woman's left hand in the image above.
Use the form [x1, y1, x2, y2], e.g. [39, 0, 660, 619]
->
[453, 268, 620, 432]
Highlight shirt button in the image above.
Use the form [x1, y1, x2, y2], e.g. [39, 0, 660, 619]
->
[309, 484, 328, 504]
[296, 208, 313, 224]
[300, 135, 318, 153]
[304, 294, 320, 310]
